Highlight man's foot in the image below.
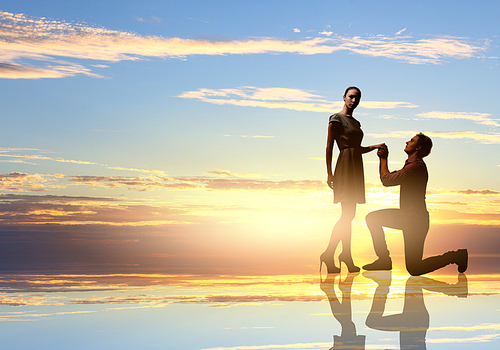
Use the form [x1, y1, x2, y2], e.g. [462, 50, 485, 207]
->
[456, 249, 468, 273]
[363, 257, 392, 271]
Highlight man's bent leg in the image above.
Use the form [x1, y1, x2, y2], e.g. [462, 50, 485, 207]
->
[402, 214, 462, 276]
[363, 209, 404, 271]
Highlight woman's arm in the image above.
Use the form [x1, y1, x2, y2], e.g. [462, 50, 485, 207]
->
[326, 122, 337, 189]
[360, 143, 385, 154]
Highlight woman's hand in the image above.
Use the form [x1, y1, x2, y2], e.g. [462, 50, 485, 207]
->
[327, 174, 335, 189]
[372, 143, 385, 150]
[377, 144, 388, 158]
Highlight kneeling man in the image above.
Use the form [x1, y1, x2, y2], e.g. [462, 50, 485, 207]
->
[363, 133, 467, 275]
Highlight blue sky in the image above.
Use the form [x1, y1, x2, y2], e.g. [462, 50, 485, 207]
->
[0, 0, 499, 274]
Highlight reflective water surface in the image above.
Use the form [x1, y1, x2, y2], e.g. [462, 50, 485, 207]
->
[1, 268, 499, 349]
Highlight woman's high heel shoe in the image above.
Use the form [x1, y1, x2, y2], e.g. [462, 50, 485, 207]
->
[320, 252, 340, 274]
[339, 253, 360, 273]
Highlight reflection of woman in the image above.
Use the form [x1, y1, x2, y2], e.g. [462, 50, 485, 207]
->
[320, 273, 365, 350]
[321, 87, 383, 273]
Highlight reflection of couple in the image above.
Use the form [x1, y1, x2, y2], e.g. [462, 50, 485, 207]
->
[321, 272, 468, 350]
[320, 86, 468, 275]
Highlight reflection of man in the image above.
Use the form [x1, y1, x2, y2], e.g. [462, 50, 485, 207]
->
[365, 272, 468, 350]
[363, 133, 467, 275]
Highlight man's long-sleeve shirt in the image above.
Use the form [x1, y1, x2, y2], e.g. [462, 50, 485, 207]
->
[380, 155, 428, 215]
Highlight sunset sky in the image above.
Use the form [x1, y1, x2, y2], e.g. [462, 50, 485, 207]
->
[0, 0, 499, 276]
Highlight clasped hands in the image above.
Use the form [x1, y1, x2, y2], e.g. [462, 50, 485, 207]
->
[377, 143, 388, 158]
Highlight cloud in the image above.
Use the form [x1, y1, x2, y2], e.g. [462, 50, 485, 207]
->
[319, 31, 333, 36]
[0, 153, 97, 165]
[0, 150, 169, 176]
[0, 193, 190, 226]
[205, 169, 264, 178]
[178, 86, 417, 112]
[0, 62, 95, 79]
[418, 111, 499, 127]
[0, 11, 489, 79]
[451, 189, 500, 195]
[369, 130, 500, 144]
[67, 172, 325, 192]
[343, 35, 489, 64]
[293, 28, 300, 33]
[0, 172, 64, 192]
[135, 16, 163, 24]
[396, 28, 407, 35]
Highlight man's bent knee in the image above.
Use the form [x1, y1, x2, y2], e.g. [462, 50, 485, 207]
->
[406, 263, 424, 276]
[366, 210, 384, 227]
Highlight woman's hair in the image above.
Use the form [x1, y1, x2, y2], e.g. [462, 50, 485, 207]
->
[416, 133, 433, 157]
[344, 86, 361, 97]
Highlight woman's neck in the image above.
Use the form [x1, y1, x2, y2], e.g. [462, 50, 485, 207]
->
[340, 106, 353, 116]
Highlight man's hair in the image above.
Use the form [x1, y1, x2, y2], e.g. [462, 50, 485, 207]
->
[416, 133, 432, 157]
[344, 86, 361, 97]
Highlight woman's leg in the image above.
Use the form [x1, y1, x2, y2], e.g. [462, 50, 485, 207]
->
[322, 202, 359, 272]
[324, 202, 356, 255]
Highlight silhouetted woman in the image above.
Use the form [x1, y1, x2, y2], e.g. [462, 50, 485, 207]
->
[321, 86, 383, 273]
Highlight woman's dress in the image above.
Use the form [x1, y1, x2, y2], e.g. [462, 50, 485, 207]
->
[329, 113, 365, 204]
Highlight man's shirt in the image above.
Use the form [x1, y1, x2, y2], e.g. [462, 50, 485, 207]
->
[380, 155, 428, 215]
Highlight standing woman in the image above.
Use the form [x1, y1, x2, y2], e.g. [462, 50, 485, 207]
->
[321, 87, 383, 273]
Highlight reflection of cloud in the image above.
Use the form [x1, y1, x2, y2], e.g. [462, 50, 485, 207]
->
[71, 293, 325, 306]
[428, 334, 500, 343]
[178, 86, 417, 112]
[431, 323, 500, 331]
[0, 10, 488, 79]
[201, 342, 332, 350]
[0, 310, 97, 321]
[418, 111, 499, 127]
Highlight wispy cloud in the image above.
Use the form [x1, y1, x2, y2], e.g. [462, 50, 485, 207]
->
[0, 11, 489, 79]
[0, 153, 96, 165]
[369, 130, 500, 144]
[418, 111, 499, 127]
[223, 134, 274, 138]
[68, 174, 325, 192]
[178, 86, 417, 112]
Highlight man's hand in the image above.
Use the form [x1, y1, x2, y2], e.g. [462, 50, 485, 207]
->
[377, 144, 389, 159]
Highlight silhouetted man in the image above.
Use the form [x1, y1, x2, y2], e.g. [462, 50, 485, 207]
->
[363, 133, 468, 275]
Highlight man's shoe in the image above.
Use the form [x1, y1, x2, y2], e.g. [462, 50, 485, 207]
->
[363, 257, 392, 271]
[456, 249, 468, 273]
